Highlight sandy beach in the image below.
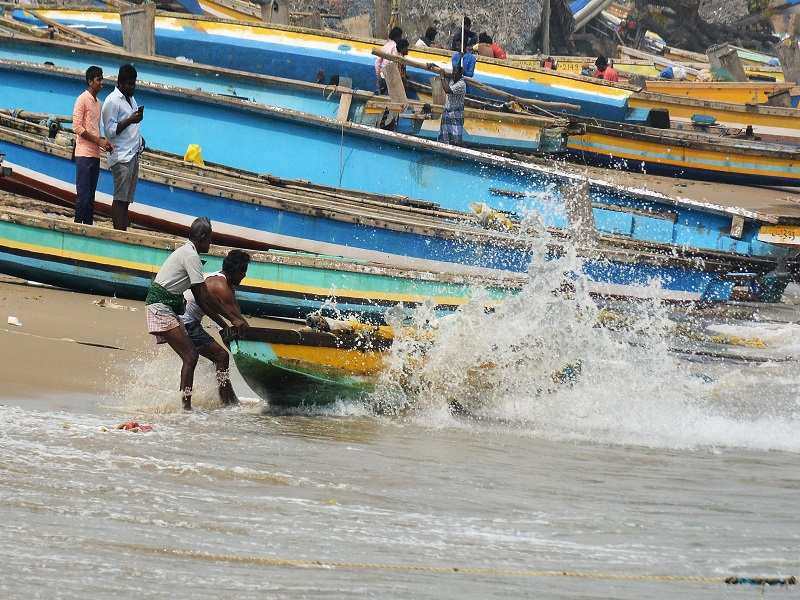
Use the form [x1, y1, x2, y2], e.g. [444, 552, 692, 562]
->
[0, 274, 271, 409]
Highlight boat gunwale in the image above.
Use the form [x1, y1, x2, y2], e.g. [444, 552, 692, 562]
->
[231, 325, 393, 351]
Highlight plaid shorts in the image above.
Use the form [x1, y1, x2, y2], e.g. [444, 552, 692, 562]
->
[146, 302, 184, 344]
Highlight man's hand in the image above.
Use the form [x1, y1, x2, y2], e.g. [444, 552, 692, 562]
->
[127, 110, 144, 126]
[100, 138, 113, 152]
[232, 318, 249, 336]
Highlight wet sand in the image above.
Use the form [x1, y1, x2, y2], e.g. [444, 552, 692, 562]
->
[0, 275, 151, 399]
[0, 275, 279, 404]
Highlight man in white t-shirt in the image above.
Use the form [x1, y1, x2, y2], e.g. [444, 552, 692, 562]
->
[145, 217, 248, 410]
[180, 249, 250, 406]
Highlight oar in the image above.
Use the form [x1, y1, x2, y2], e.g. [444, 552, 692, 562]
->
[371, 49, 581, 113]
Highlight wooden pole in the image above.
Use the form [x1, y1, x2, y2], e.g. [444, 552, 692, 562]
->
[542, 0, 551, 55]
[120, 3, 155, 55]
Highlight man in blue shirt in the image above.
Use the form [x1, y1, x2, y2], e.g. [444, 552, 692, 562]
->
[101, 63, 143, 231]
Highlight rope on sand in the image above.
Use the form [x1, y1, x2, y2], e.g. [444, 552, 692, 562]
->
[112, 543, 797, 586]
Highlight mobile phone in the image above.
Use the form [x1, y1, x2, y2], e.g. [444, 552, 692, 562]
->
[137, 105, 144, 113]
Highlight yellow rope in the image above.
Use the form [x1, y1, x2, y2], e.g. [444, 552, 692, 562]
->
[114, 543, 747, 584]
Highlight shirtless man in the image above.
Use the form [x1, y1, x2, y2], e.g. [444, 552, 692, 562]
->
[180, 249, 251, 406]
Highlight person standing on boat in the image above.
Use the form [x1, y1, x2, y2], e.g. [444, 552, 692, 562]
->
[592, 56, 619, 82]
[101, 63, 143, 231]
[428, 61, 466, 146]
[374, 26, 404, 94]
[450, 16, 477, 52]
[180, 249, 251, 406]
[145, 217, 248, 411]
[72, 65, 112, 225]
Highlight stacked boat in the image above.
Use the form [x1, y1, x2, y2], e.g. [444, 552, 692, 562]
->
[1, 6, 799, 404]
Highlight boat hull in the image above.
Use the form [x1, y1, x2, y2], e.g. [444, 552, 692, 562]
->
[229, 332, 384, 406]
[0, 209, 514, 321]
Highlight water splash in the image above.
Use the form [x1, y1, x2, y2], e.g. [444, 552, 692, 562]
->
[369, 208, 800, 452]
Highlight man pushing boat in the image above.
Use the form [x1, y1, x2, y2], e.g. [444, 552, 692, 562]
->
[145, 217, 248, 410]
[180, 249, 251, 406]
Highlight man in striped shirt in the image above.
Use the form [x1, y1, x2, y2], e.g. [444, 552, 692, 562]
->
[71, 66, 113, 224]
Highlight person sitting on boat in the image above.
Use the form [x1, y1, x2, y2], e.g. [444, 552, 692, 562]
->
[145, 217, 248, 411]
[415, 26, 438, 48]
[72, 65, 113, 226]
[375, 26, 404, 95]
[180, 249, 251, 406]
[101, 63, 144, 231]
[427, 61, 466, 146]
[474, 32, 507, 60]
[592, 56, 619, 82]
[450, 16, 478, 52]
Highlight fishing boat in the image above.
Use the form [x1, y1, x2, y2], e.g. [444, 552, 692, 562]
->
[11, 7, 800, 139]
[6, 57, 794, 265]
[618, 46, 787, 83]
[399, 83, 800, 187]
[0, 206, 520, 321]
[225, 322, 390, 406]
[7, 34, 798, 188]
[0, 34, 572, 155]
[5, 114, 783, 303]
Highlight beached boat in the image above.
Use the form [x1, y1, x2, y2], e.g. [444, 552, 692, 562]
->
[618, 46, 787, 83]
[4, 114, 781, 303]
[12, 8, 800, 139]
[0, 35, 571, 155]
[225, 323, 389, 405]
[6, 58, 793, 264]
[0, 206, 520, 321]
[6, 34, 798, 188]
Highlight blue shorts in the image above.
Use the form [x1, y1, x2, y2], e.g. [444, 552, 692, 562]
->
[184, 320, 215, 349]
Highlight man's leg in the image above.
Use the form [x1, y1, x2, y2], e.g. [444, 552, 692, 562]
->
[198, 341, 238, 405]
[110, 159, 135, 231]
[74, 157, 93, 224]
[86, 157, 100, 225]
[159, 326, 199, 410]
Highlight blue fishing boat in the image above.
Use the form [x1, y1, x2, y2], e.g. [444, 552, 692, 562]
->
[1, 114, 795, 303]
[0, 59, 789, 269]
[0, 35, 571, 155]
[11, 7, 800, 140]
[3, 35, 800, 188]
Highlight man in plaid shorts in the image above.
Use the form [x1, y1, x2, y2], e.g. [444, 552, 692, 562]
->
[145, 217, 248, 410]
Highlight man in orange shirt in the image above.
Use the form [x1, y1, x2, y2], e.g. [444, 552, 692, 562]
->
[592, 56, 619, 82]
[72, 66, 112, 224]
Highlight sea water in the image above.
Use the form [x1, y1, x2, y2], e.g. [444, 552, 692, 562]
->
[1, 215, 799, 598]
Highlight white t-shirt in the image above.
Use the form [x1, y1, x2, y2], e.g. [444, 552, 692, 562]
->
[153, 241, 204, 294]
[414, 38, 428, 47]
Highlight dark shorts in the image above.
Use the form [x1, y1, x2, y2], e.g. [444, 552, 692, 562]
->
[184, 320, 216, 350]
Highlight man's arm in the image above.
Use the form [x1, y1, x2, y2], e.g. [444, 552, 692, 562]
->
[73, 97, 111, 150]
[102, 99, 142, 138]
[207, 278, 248, 331]
[115, 107, 143, 135]
[190, 282, 229, 329]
